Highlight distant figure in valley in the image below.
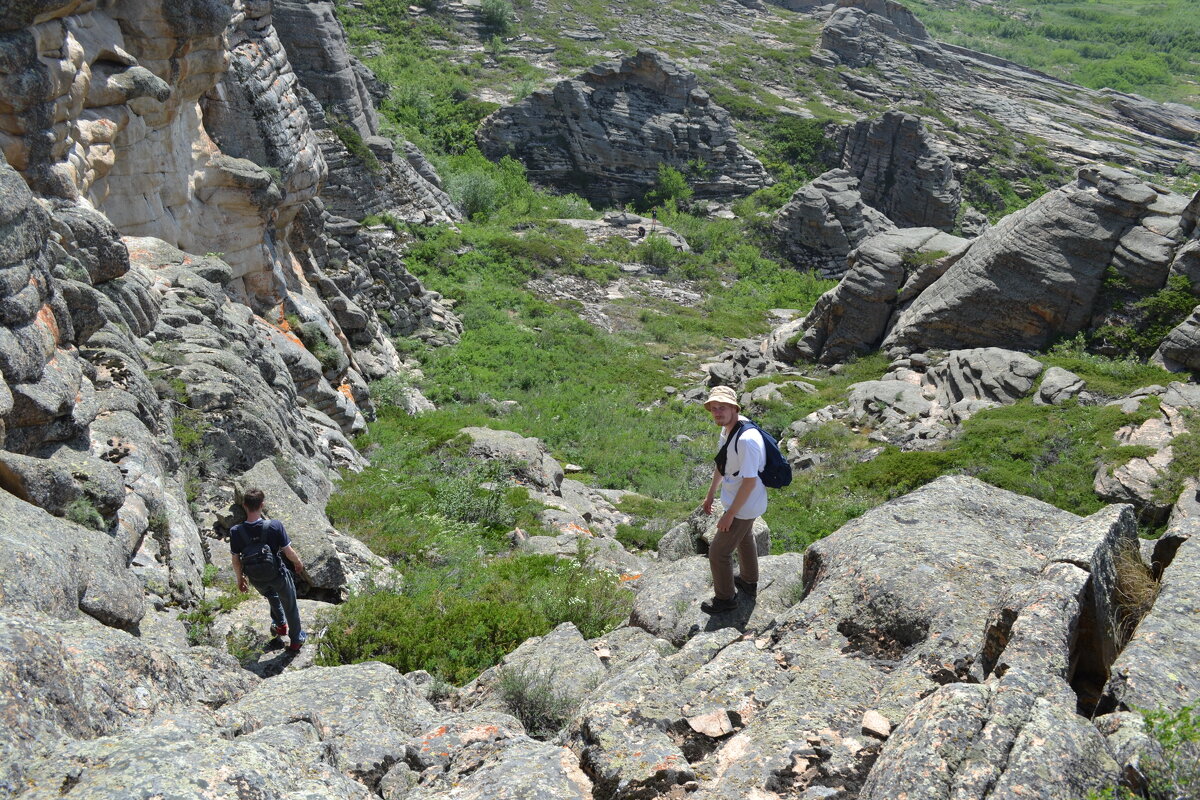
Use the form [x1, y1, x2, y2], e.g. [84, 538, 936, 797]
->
[229, 488, 309, 652]
[700, 385, 765, 614]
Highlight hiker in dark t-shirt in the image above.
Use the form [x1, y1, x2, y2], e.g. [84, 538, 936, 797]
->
[229, 487, 309, 651]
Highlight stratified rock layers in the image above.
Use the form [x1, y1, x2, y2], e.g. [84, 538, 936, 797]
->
[478, 49, 769, 205]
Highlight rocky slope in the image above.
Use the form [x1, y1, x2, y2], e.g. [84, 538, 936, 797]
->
[1, 1, 1199, 799]
[0, 1, 460, 625]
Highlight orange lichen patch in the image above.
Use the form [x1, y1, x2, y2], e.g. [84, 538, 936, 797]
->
[419, 725, 450, 750]
[619, 573, 642, 582]
[563, 523, 593, 536]
[338, 383, 354, 402]
[460, 725, 501, 746]
[35, 304, 60, 345]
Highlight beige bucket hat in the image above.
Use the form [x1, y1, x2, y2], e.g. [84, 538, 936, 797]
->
[703, 385, 740, 409]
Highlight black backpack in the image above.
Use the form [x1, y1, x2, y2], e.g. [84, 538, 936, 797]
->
[239, 520, 283, 582]
[716, 420, 793, 489]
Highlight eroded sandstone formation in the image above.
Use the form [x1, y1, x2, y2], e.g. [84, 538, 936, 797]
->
[477, 49, 770, 206]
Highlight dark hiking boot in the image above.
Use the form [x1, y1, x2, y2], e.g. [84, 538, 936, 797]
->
[700, 596, 738, 614]
[734, 576, 758, 597]
[270, 623, 288, 638]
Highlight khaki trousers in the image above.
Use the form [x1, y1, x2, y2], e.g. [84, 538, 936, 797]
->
[709, 516, 759, 600]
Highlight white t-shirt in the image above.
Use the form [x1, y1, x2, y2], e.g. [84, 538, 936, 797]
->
[717, 416, 768, 519]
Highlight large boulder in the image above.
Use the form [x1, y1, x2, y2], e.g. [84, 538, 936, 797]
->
[858, 505, 1139, 800]
[789, 228, 970, 365]
[629, 554, 806, 647]
[839, 111, 961, 230]
[20, 711, 373, 800]
[222, 662, 437, 787]
[477, 49, 769, 205]
[819, 0, 965, 75]
[0, 610, 255, 794]
[885, 167, 1194, 355]
[0, 488, 144, 628]
[772, 169, 896, 278]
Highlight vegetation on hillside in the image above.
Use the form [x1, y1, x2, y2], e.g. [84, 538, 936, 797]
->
[905, 0, 1200, 108]
[317, 0, 1197, 685]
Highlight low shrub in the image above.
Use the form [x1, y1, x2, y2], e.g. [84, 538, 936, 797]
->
[496, 665, 581, 739]
[480, 0, 514, 33]
[64, 497, 105, 531]
[330, 120, 382, 173]
[1111, 539, 1160, 644]
[615, 523, 664, 552]
[1088, 704, 1200, 800]
[316, 553, 631, 685]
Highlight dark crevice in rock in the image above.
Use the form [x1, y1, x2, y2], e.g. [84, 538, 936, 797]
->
[1068, 580, 1111, 717]
[669, 720, 730, 764]
[837, 615, 929, 666]
[978, 607, 1018, 679]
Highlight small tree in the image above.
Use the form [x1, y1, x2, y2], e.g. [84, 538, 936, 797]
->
[641, 163, 693, 210]
[480, 0, 513, 33]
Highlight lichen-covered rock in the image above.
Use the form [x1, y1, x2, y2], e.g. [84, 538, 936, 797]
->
[20, 711, 373, 800]
[570, 653, 694, 799]
[0, 610, 255, 794]
[1037, 366, 1085, 405]
[462, 427, 565, 492]
[477, 49, 769, 205]
[0, 489, 143, 628]
[222, 662, 437, 787]
[925, 347, 1044, 408]
[854, 503, 1138, 800]
[629, 554, 806, 647]
[405, 736, 593, 800]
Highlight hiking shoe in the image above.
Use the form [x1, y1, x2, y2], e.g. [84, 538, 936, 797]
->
[287, 632, 307, 652]
[700, 596, 738, 614]
[270, 623, 288, 638]
[734, 576, 758, 597]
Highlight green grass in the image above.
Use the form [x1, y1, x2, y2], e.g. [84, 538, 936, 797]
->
[1042, 334, 1180, 397]
[316, 552, 631, 685]
[905, 0, 1200, 108]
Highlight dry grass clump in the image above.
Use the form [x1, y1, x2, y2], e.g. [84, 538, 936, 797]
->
[1112, 540, 1160, 644]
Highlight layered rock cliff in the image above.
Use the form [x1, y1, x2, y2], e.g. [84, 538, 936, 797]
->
[0, 0, 460, 613]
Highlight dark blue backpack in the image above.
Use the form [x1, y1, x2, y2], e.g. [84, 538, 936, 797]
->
[239, 520, 284, 583]
[718, 420, 793, 489]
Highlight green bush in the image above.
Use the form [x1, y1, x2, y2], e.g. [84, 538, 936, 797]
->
[1043, 334, 1178, 397]
[1088, 704, 1200, 800]
[496, 665, 581, 739]
[637, 234, 679, 271]
[297, 322, 344, 372]
[331, 120, 382, 174]
[480, 0, 514, 33]
[370, 374, 414, 409]
[316, 553, 631, 685]
[615, 523, 664, 551]
[448, 169, 503, 219]
[641, 164, 693, 210]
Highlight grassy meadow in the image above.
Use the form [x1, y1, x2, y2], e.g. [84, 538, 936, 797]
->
[905, 0, 1200, 108]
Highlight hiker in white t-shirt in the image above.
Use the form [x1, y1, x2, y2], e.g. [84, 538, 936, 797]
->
[700, 385, 764, 615]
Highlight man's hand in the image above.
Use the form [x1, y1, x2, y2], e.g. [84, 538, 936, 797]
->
[702, 493, 715, 515]
[237, 575, 249, 593]
[717, 510, 734, 532]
